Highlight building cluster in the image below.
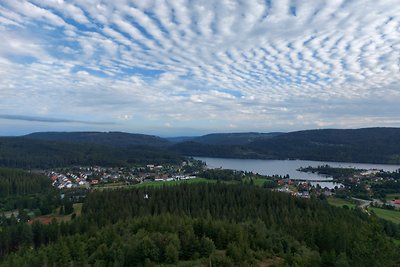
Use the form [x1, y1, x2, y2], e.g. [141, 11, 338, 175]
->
[49, 170, 91, 189]
[275, 177, 335, 199]
[46, 161, 200, 189]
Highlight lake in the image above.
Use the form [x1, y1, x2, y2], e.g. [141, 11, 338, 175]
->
[195, 157, 400, 189]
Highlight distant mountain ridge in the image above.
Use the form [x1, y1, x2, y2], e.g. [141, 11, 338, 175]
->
[2, 127, 399, 166]
[0, 137, 182, 169]
[247, 127, 400, 163]
[172, 127, 400, 164]
[189, 132, 283, 145]
[24, 131, 283, 147]
[25, 131, 169, 147]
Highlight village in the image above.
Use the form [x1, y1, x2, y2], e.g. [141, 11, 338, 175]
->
[45, 160, 400, 218]
[46, 160, 201, 190]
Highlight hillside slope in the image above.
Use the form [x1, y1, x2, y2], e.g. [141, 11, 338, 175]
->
[0, 137, 182, 169]
[25, 131, 170, 147]
[172, 128, 400, 164]
[190, 132, 282, 145]
[248, 127, 400, 164]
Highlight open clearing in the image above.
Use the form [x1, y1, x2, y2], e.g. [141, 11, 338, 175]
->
[369, 207, 400, 224]
[132, 178, 216, 188]
[385, 193, 400, 201]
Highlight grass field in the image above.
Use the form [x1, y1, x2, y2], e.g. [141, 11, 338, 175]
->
[132, 178, 216, 188]
[92, 182, 129, 190]
[73, 203, 83, 216]
[327, 197, 357, 209]
[385, 193, 400, 201]
[92, 178, 247, 190]
[369, 207, 400, 224]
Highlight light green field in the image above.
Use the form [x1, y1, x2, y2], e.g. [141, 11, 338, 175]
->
[385, 193, 400, 201]
[327, 197, 357, 209]
[92, 182, 127, 190]
[73, 203, 83, 216]
[132, 178, 216, 188]
[369, 207, 400, 224]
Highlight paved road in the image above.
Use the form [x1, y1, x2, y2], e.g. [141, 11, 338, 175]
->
[351, 197, 372, 208]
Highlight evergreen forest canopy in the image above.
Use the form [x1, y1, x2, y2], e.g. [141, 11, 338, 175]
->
[25, 132, 169, 148]
[0, 168, 51, 197]
[0, 137, 183, 169]
[0, 167, 59, 214]
[1, 183, 399, 266]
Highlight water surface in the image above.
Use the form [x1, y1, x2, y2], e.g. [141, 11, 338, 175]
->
[195, 157, 400, 189]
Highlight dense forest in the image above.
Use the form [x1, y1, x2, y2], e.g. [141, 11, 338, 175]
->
[0, 138, 183, 169]
[0, 168, 51, 197]
[184, 132, 282, 145]
[171, 141, 264, 159]
[1, 183, 398, 266]
[172, 128, 400, 164]
[0, 168, 59, 213]
[247, 128, 400, 164]
[25, 132, 169, 148]
[0, 214, 333, 267]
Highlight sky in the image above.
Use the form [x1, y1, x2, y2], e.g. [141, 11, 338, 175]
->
[0, 0, 399, 136]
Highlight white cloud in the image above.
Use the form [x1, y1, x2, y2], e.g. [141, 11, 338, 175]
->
[5, 0, 65, 27]
[0, 0, 399, 134]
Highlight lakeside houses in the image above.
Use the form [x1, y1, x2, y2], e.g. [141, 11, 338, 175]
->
[46, 161, 398, 211]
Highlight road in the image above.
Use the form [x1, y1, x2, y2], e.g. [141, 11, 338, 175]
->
[351, 197, 371, 209]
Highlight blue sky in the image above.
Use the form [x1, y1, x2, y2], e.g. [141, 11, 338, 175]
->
[0, 0, 399, 136]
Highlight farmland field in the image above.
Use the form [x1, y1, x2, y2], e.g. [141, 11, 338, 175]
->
[369, 207, 400, 224]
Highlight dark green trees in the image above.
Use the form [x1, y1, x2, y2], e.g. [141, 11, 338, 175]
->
[1, 183, 399, 266]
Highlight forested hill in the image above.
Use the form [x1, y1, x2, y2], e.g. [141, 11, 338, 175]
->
[188, 132, 282, 145]
[25, 131, 170, 147]
[172, 127, 400, 164]
[25, 131, 281, 147]
[248, 127, 400, 164]
[0, 137, 183, 169]
[2, 128, 400, 166]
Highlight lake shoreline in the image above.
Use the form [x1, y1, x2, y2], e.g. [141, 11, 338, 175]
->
[189, 155, 400, 166]
[195, 157, 400, 189]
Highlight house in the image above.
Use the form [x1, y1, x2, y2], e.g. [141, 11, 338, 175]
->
[393, 199, 400, 205]
[301, 191, 310, 198]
